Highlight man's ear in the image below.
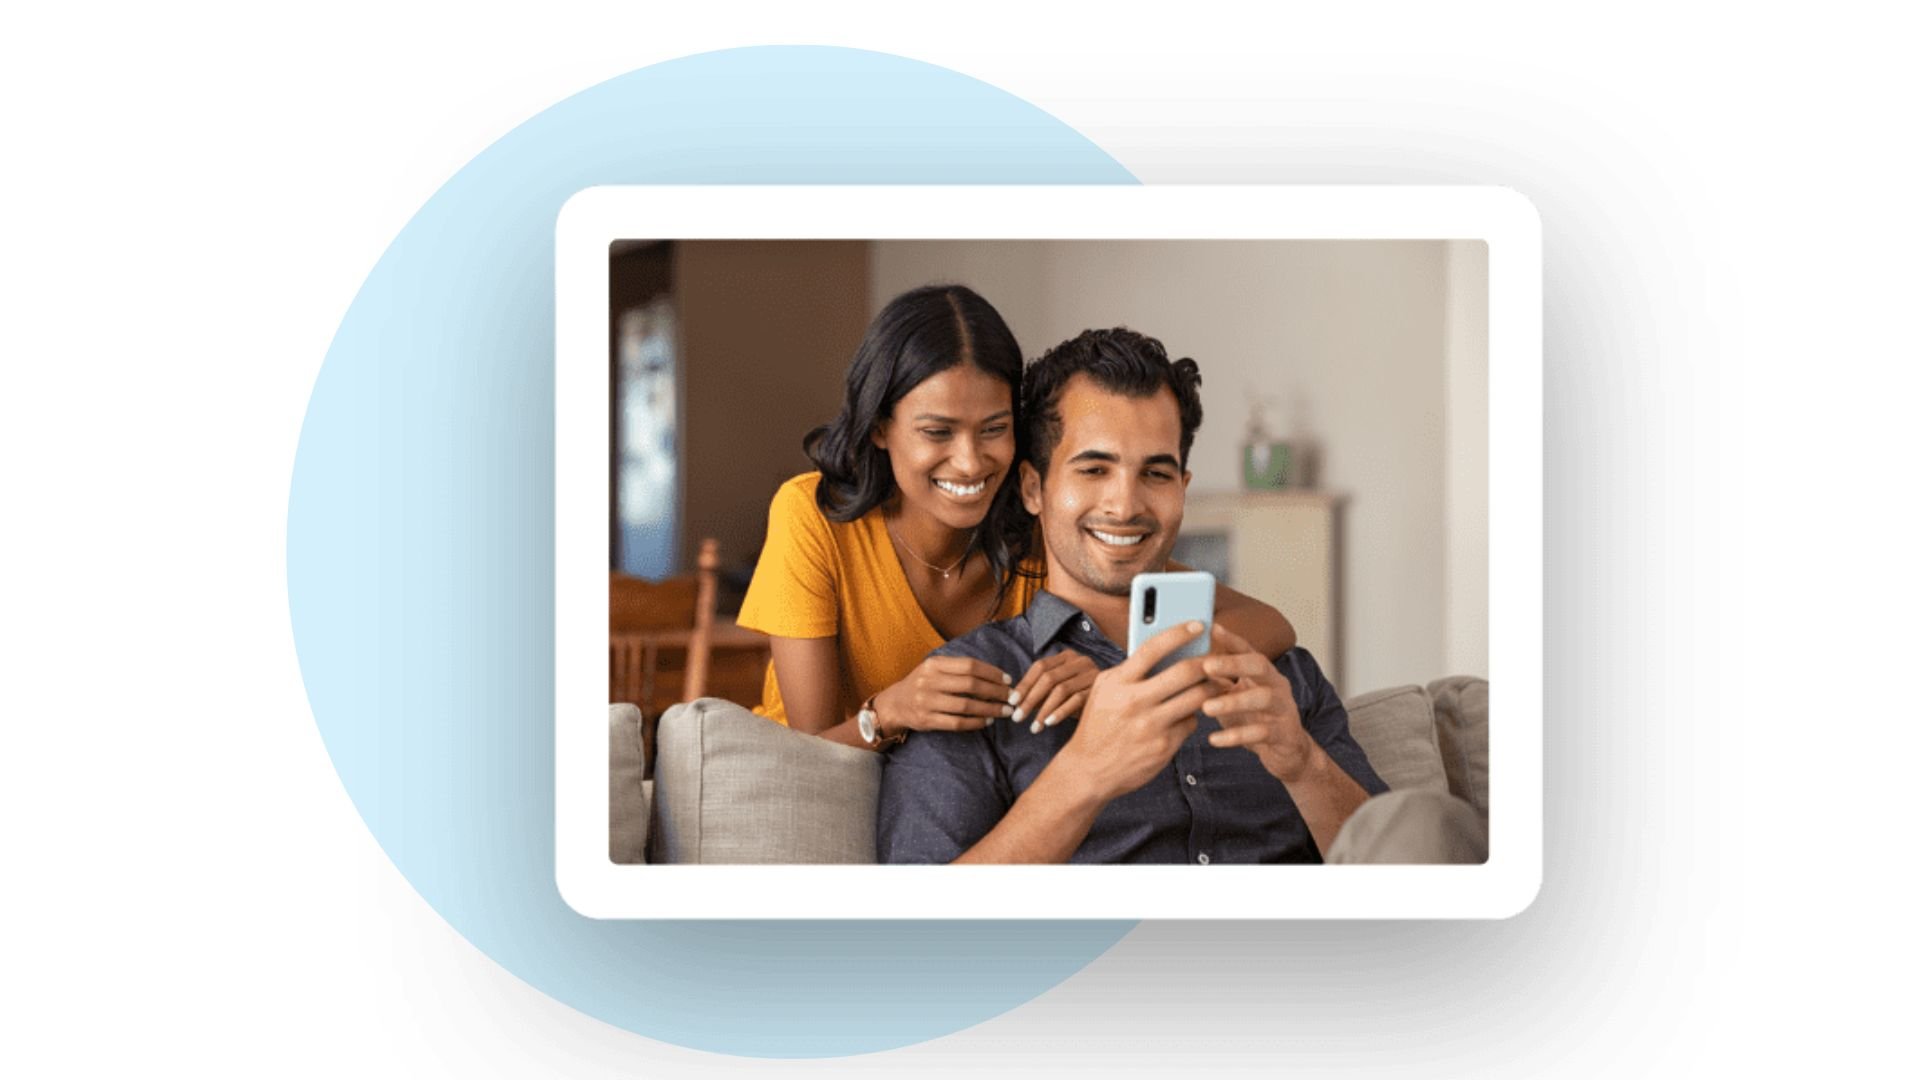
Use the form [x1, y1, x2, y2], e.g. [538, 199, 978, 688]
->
[1181, 469, 1192, 490]
[1019, 461, 1043, 515]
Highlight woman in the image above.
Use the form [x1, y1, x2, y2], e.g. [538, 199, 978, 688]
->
[736, 284, 1294, 749]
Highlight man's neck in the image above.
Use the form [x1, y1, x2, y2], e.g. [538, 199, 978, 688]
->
[1047, 581, 1131, 646]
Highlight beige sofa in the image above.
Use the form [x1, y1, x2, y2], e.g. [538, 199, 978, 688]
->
[610, 677, 1488, 864]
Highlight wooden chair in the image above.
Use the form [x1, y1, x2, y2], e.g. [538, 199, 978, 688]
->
[610, 539, 720, 763]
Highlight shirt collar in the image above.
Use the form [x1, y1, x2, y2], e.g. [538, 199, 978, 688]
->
[1022, 590, 1092, 651]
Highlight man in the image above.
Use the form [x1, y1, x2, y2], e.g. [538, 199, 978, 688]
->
[878, 328, 1393, 864]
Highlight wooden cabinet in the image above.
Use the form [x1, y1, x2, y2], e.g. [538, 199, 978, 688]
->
[1173, 490, 1346, 688]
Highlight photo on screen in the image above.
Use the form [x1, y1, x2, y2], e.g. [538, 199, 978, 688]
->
[553, 187, 1540, 919]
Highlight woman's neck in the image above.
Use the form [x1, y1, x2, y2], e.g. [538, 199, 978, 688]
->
[885, 500, 975, 571]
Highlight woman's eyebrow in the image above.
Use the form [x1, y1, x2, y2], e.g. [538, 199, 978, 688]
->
[911, 409, 1014, 423]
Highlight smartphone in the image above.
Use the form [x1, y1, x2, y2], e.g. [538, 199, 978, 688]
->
[1127, 570, 1215, 676]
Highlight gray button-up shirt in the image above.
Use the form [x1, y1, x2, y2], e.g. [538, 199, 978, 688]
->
[877, 591, 1389, 864]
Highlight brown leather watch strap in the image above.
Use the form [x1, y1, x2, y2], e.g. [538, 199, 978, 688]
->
[863, 695, 909, 750]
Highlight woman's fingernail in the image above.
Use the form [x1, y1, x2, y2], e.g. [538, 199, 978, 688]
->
[1010, 707, 1024, 723]
[1029, 720, 1043, 735]
[1043, 714, 1059, 728]
[1002, 672, 1012, 685]
[1007, 689, 1021, 706]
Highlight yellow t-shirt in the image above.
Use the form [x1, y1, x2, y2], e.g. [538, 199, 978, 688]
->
[736, 472, 1045, 726]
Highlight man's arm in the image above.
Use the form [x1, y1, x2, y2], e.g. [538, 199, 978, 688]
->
[1257, 739, 1371, 856]
[1201, 626, 1380, 854]
[876, 727, 1008, 863]
[955, 623, 1218, 863]
[953, 756, 1107, 864]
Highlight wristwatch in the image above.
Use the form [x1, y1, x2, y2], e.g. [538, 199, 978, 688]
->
[857, 696, 907, 750]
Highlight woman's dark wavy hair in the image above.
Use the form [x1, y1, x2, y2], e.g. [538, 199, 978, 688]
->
[804, 284, 1035, 608]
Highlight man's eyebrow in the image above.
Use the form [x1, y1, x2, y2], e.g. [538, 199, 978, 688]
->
[1065, 448, 1182, 469]
[911, 409, 1014, 423]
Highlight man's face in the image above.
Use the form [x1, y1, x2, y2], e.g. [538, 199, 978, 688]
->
[1020, 375, 1190, 598]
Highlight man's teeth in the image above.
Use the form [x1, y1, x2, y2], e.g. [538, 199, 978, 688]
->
[1090, 530, 1145, 547]
[936, 479, 986, 497]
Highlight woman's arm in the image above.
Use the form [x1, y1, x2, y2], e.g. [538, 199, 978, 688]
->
[1213, 580, 1290, 657]
[766, 634, 875, 749]
[1166, 558, 1297, 659]
[1212, 584, 1297, 658]
[771, 635, 1015, 751]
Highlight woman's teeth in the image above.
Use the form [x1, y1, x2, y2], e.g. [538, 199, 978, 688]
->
[936, 479, 987, 497]
[1090, 530, 1144, 547]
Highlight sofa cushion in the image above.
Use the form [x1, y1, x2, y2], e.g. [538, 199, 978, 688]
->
[609, 704, 650, 864]
[1427, 676, 1489, 818]
[652, 697, 882, 864]
[1343, 684, 1448, 794]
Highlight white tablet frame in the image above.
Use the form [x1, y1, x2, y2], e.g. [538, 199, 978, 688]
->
[555, 186, 1541, 919]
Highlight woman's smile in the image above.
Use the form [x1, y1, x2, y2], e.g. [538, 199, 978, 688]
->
[934, 476, 992, 500]
[874, 362, 1016, 528]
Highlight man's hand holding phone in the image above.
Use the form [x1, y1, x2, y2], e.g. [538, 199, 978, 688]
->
[1198, 624, 1373, 854]
[1055, 621, 1217, 802]
[1200, 624, 1316, 782]
[956, 621, 1219, 865]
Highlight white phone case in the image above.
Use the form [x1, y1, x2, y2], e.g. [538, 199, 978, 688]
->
[1127, 570, 1215, 676]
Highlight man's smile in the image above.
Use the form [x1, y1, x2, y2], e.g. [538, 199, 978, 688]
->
[1085, 525, 1152, 551]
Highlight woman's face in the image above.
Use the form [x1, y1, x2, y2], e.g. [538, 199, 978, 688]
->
[872, 363, 1016, 533]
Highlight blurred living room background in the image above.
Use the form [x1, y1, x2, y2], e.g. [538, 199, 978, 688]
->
[608, 240, 1488, 727]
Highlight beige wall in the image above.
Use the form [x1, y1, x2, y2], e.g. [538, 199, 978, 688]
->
[1445, 241, 1491, 678]
[870, 240, 1487, 692]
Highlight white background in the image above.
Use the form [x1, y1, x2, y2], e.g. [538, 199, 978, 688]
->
[3, 1, 1913, 1075]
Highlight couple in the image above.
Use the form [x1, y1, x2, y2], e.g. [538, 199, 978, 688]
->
[737, 286, 1413, 863]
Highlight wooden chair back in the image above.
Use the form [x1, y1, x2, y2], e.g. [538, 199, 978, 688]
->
[609, 538, 720, 714]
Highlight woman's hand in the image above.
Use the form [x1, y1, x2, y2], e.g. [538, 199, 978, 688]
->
[1010, 649, 1100, 735]
[870, 656, 1017, 736]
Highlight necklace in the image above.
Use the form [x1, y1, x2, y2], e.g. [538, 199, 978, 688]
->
[889, 523, 973, 580]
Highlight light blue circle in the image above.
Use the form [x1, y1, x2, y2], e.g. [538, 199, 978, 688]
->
[287, 46, 1139, 1058]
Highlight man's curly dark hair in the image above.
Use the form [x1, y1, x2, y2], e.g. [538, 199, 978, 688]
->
[1022, 327, 1204, 477]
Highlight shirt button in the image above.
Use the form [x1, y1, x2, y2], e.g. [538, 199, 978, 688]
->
[1080, 619, 1092, 632]
[1197, 853, 1211, 865]
[1184, 773, 1198, 786]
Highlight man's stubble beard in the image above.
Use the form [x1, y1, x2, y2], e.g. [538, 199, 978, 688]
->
[1060, 533, 1175, 598]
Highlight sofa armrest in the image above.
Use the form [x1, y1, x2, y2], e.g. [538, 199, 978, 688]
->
[1426, 676, 1489, 819]
[1344, 684, 1448, 793]
[652, 697, 881, 864]
[609, 703, 651, 864]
